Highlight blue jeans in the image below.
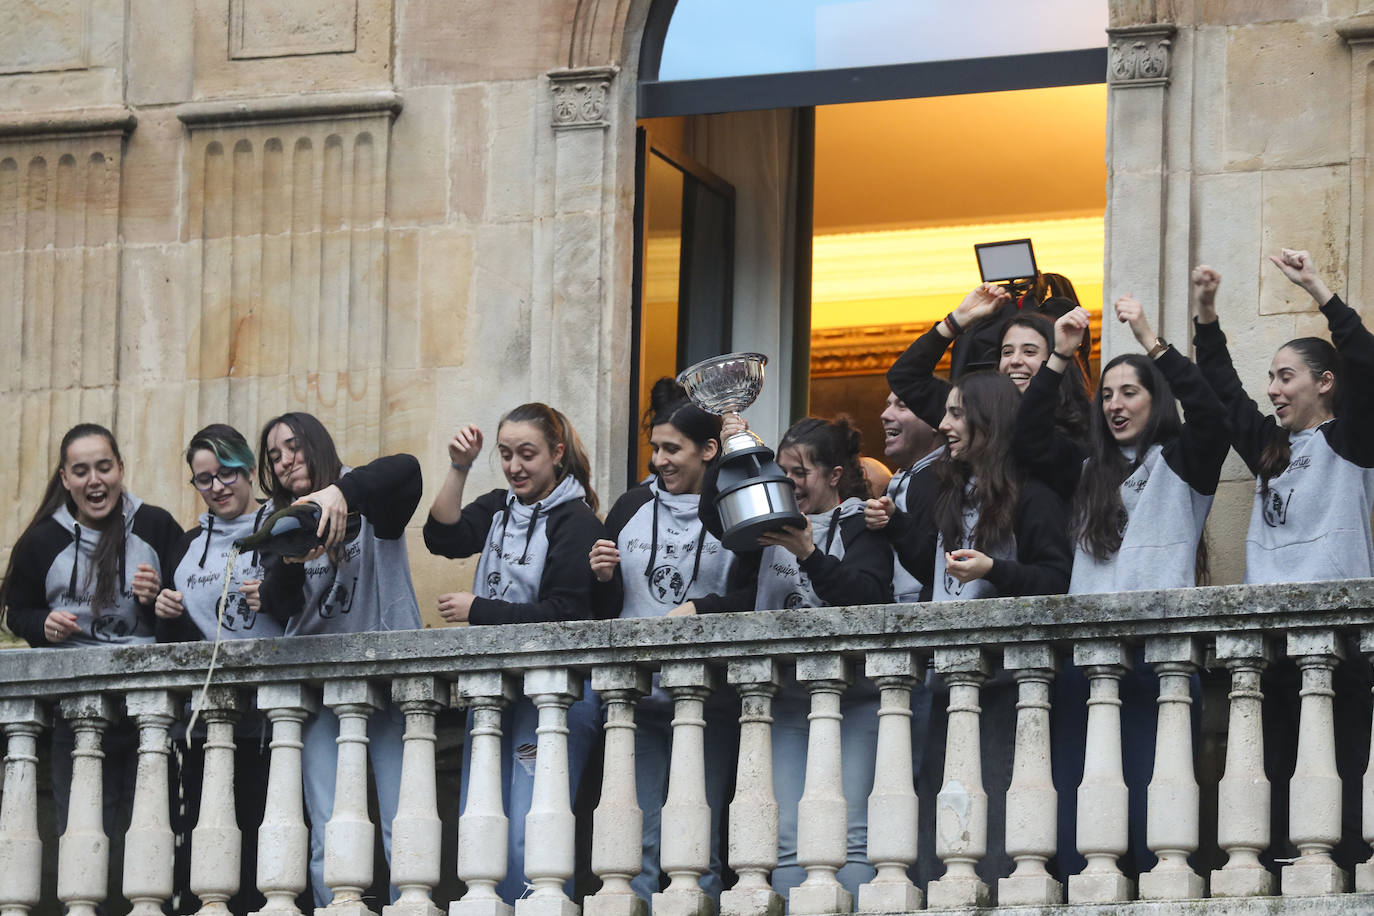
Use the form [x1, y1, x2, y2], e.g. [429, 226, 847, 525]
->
[302, 701, 406, 908]
[770, 682, 880, 901]
[459, 689, 602, 904]
[630, 695, 737, 902]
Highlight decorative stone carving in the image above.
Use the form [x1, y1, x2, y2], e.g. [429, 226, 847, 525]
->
[1107, 24, 1175, 89]
[549, 67, 615, 131]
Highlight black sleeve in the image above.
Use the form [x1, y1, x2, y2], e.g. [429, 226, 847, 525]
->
[2, 521, 67, 647]
[422, 489, 508, 559]
[883, 463, 938, 587]
[258, 554, 306, 628]
[1193, 318, 1273, 475]
[697, 463, 725, 540]
[983, 480, 1072, 597]
[468, 503, 606, 625]
[1012, 363, 1086, 500]
[334, 454, 423, 540]
[1156, 346, 1231, 495]
[693, 550, 761, 614]
[1317, 294, 1374, 465]
[798, 515, 893, 607]
[590, 487, 654, 619]
[156, 527, 204, 643]
[132, 505, 186, 579]
[887, 325, 954, 430]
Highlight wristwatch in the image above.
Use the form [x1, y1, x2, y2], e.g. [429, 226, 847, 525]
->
[1147, 337, 1170, 358]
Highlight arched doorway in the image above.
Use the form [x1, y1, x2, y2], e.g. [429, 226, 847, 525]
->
[627, 0, 1108, 484]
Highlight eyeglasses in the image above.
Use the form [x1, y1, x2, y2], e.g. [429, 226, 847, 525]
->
[190, 467, 243, 491]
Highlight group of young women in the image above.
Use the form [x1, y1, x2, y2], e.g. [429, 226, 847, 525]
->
[3, 246, 1372, 904]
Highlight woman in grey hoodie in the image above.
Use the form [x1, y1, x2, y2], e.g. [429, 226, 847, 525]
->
[423, 401, 605, 903]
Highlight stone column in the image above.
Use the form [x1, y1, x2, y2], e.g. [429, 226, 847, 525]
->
[453, 672, 517, 916]
[252, 684, 319, 916]
[0, 699, 50, 916]
[319, 679, 384, 916]
[1211, 633, 1275, 898]
[1361, 628, 1374, 892]
[585, 666, 649, 916]
[1067, 640, 1133, 904]
[1104, 21, 1176, 360]
[384, 677, 449, 916]
[1139, 637, 1203, 900]
[654, 662, 717, 916]
[192, 687, 243, 915]
[856, 650, 920, 913]
[57, 694, 115, 916]
[1282, 630, 1349, 895]
[122, 691, 177, 916]
[720, 659, 782, 916]
[789, 654, 853, 916]
[927, 648, 990, 909]
[998, 644, 1060, 906]
[515, 668, 582, 916]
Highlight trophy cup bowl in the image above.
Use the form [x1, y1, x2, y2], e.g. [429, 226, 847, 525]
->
[676, 352, 805, 551]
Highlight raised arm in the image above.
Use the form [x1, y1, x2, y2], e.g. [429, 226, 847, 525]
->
[1013, 307, 1091, 499]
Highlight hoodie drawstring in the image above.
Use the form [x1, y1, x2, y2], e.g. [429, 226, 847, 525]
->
[251, 503, 268, 567]
[67, 524, 81, 600]
[644, 493, 661, 584]
[519, 504, 542, 564]
[198, 515, 216, 568]
[822, 506, 842, 555]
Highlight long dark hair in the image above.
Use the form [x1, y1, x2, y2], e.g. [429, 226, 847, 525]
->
[1000, 312, 1091, 443]
[933, 372, 1022, 551]
[1258, 337, 1341, 488]
[1, 424, 127, 621]
[500, 403, 599, 513]
[1074, 355, 1181, 560]
[643, 377, 722, 450]
[777, 415, 867, 502]
[258, 412, 343, 510]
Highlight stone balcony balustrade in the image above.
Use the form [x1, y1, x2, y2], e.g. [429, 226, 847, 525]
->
[3, 580, 1374, 915]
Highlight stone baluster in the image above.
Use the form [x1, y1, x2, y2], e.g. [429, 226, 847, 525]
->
[927, 648, 990, 909]
[998, 644, 1060, 906]
[1361, 628, 1374, 892]
[1211, 634, 1275, 897]
[856, 650, 921, 914]
[57, 694, 115, 916]
[789, 654, 853, 915]
[1282, 630, 1349, 895]
[0, 699, 50, 916]
[453, 672, 517, 916]
[192, 687, 243, 915]
[654, 662, 717, 916]
[719, 659, 782, 916]
[384, 677, 449, 916]
[122, 691, 177, 916]
[252, 685, 319, 916]
[1140, 637, 1203, 899]
[515, 668, 582, 916]
[1067, 640, 1133, 904]
[321, 679, 384, 915]
[585, 666, 650, 916]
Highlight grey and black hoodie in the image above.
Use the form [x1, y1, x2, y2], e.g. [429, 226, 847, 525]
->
[260, 454, 423, 636]
[1196, 294, 1374, 583]
[881, 445, 944, 602]
[592, 479, 737, 618]
[5, 492, 182, 647]
[423, 474, 605, 625]
[160, 503, 281, 641]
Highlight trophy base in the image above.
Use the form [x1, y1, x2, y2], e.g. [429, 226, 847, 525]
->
[721, 510, 808, 552]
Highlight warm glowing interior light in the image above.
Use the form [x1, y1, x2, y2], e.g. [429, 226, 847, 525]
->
[810, 215, 1104, 329]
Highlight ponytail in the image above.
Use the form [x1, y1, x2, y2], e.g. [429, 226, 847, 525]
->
[501, 403, 599, 513]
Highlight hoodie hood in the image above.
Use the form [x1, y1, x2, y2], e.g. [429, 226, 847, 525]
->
[473, 474, 589, 606]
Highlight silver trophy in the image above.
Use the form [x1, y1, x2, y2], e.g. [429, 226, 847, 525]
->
[677, 352, 805, 551]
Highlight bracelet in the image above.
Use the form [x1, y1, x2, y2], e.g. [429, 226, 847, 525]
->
[450, 461, 473, 472]
[943, 311, 964, 336]
[1052, 349, 1075, 361]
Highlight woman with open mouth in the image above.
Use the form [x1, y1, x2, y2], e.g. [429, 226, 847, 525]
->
[0, 422, 183, 884]
[423, 401, 605, 904]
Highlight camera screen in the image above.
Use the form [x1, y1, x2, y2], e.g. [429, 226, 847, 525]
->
[974, 239, 1036, 282]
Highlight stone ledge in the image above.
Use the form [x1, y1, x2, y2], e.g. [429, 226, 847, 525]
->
[0, 107, 137, 140]
[175, 90, 402, 127]
[1337, 14, 1374, 46]
[922, 893, 1374, 914]
[0, 579, 1371, 699]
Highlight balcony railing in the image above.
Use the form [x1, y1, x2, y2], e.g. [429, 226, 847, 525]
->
[3, 580, 1374, 915]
